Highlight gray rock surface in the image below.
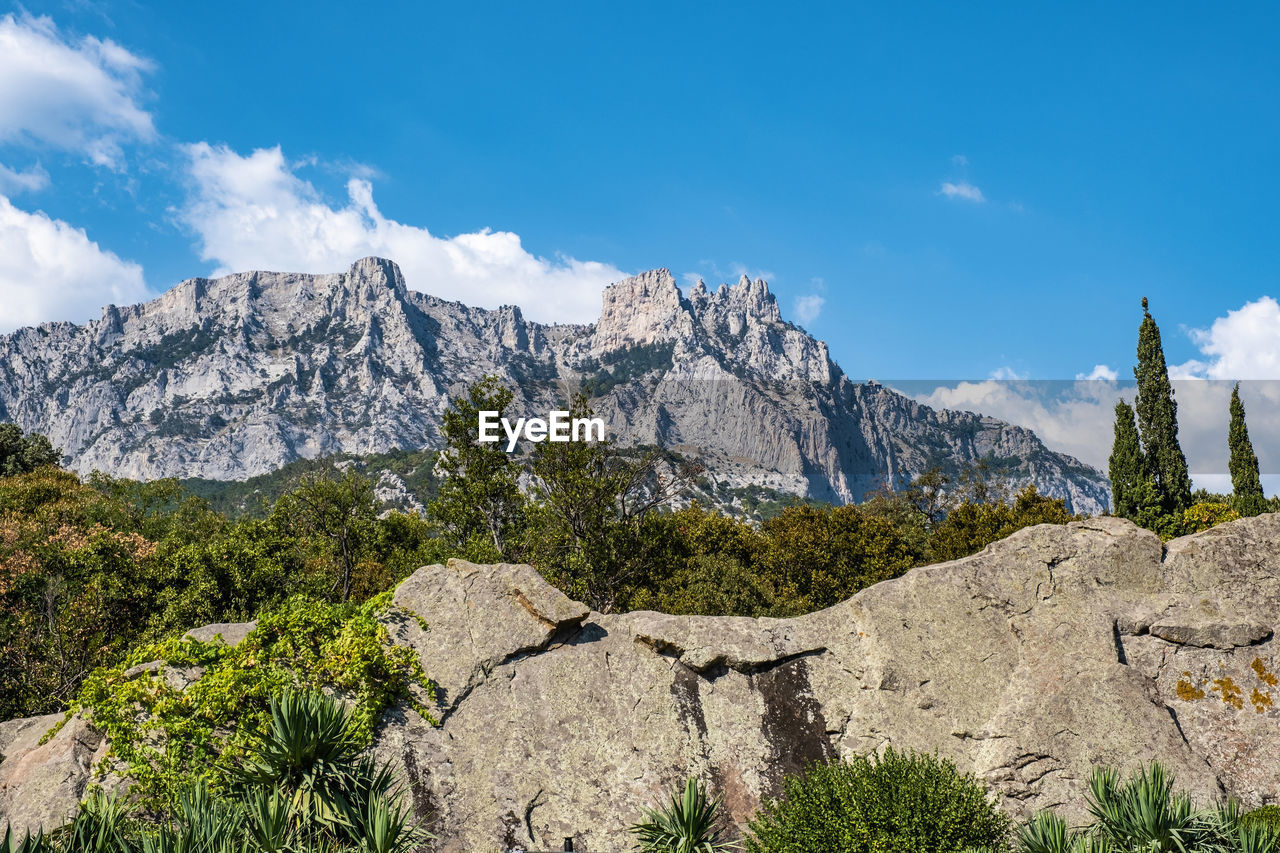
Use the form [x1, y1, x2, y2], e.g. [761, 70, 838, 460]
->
[183, 621, 256, 647]
[9, 517, 1277, 846]
[0, 259, 1108, 513]
[370, 515, 1280, 851]
[0, 713, 103, 833]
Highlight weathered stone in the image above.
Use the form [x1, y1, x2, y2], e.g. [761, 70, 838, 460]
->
[1149, 621, 1273, 649]
[387, 560, 591, 715]
[184, 621, 256, 647]
[377, 515, 1279, 851]
[0, 713, 100, 834]
[7, 516, 1280, 847]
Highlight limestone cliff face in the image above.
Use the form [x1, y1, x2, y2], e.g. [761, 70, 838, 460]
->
[4, 515, 1280, 847]
[0, 258, 1107, 512]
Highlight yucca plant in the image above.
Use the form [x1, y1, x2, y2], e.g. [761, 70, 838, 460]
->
[141, 784, 244, 853]
[233, 689, 428, 853]
[355, 793, 426, 853]
[1011, 761, 1279, 853]
[1, 825, 54, 853]
[1085, 763, 1207, 851]
[234, 689, 364, 833]
[629, 777, 738, 853]
[57, 790, 136, 853]
[241, 788, 292, 853]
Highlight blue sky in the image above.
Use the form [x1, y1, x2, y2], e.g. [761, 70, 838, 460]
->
[3, 1, 1280, 388]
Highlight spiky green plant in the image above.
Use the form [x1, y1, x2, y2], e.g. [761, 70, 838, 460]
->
[1013, 762, 1279, 853]
[141, 784, 244, 853]
[1085, 763, 1204, 851]
[233, 688, 363, 832]
[629, 777, 738, 853]
[57, 790, 136, 853]
[0, 825, 54, 853]
[241, 787, 291, 853]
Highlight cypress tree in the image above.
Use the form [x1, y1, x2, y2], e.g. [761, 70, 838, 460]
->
[1133, 297, 1193, 514]
[1108, 400, 1145, 518]
[1228, 383, 1266, 517]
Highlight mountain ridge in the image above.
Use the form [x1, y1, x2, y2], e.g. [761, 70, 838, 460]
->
[0, 257, 1110, 513]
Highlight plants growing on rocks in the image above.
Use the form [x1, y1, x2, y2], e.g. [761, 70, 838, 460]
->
[1013, 762, 1279, 853]
[629, 776, 738, 853]
[0, 690, 428, 853]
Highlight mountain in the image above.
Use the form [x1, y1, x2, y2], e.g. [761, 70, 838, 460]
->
[0, 257, 1109, 513]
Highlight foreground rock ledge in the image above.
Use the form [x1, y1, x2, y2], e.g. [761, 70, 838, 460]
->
[4, 516, 1280, 851]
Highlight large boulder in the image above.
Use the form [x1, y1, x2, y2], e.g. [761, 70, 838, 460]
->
[377, 518, 1280, 851]
[3, 519, 1280, 850]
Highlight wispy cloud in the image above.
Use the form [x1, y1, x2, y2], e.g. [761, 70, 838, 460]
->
[0, 162, 50, 194]
[0, 12, 155, 168]
[793, 294, 825, 325]
[939, 181, 986, 203]
[951, 154, 969, 166]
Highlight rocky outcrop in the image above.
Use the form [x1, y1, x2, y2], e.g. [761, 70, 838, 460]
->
[4, 516, 1280, 846]
[371, 515, 1278, 851]
[0, 259, 1108, 513]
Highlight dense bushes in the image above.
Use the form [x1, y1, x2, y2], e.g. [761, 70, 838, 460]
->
[70, 594, 432, 810]
[744, 749, 1010, 853]
[1, 690, 427, 853]
[0, 461, 450, 722]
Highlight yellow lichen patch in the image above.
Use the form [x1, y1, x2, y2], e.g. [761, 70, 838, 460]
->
[1251, 657, 1278, 687]
[1251, 688, 1274, 714]
[1176, 679, 1206, 701]
[1211, 676, 1245, 710]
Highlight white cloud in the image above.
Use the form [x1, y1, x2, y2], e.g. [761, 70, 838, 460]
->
[989, 365, 1026, 380]
[1174, 296, 1280, 379]
[177, 143, 628, 324]
[0, 13, 154, 168]
[793, 294, 824, 325]
[1076, 364, 1118, 381]
[909, 379, 1119, 472]
[938, 181, 985, 203]
[905, 373, 1280, 497]
[951, 154, 969, 166]
[0, 162, 50, 194]
[0, 194, 149, 331]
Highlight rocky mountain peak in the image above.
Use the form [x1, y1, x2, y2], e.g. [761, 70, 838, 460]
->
[723, 273, 781, 324]
[592, 268, 692, 353]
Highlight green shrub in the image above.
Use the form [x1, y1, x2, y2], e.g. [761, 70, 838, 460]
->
[69, 594, 435, 811]
[2, 691, 428, 853]
[1245, 806, 1280, 837]
[744, 748, 1010, 853]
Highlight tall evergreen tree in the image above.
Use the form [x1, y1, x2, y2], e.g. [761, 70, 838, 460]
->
[1228, 382, 1266, 517]
[1133, 297, 1193, 514]
[426, 375, 526, 558]
[1108, 400, 1145, 518]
